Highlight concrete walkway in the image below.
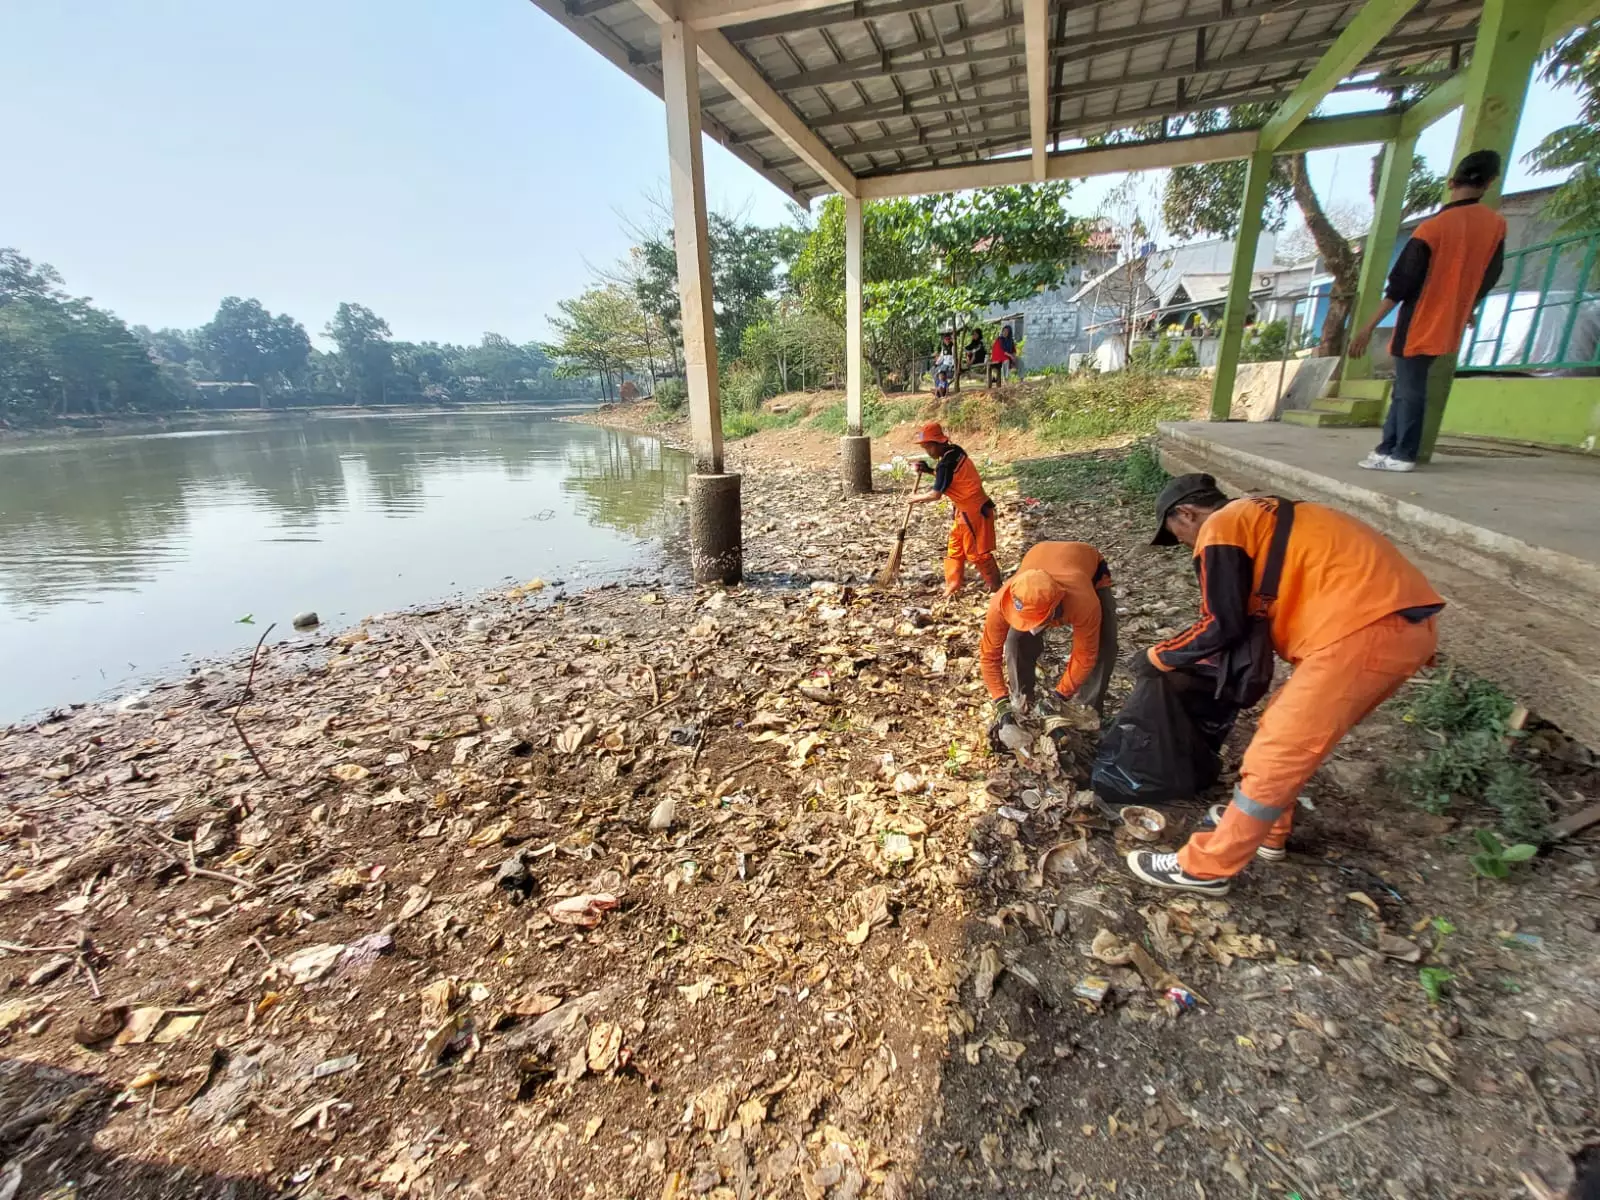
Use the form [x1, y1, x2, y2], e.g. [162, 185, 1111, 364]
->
[1158, 420, 1600, 747]
[1161, 421, 1600, 565]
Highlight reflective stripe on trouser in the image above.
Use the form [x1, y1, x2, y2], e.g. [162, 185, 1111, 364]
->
[944, 505, 997, 592]
[1178, 612, 1438, 880]
[1002, 587, 1119, 712]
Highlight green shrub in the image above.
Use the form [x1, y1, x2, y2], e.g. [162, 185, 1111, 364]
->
[1392, 671, 1548, 840]
[653, 378, 686, 416]
[1240, 319, 1289, 363]
[720, 364, 771, 412]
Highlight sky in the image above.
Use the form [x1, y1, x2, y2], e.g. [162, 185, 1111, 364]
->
[2, 0, 1580, 346]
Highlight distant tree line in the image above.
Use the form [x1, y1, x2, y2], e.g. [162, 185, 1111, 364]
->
[0, 248, 596, 426]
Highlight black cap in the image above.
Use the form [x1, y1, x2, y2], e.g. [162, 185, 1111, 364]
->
[1151, 472, 1218, 546]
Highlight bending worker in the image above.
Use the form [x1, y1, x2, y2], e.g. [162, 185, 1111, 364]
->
[908, 422, 1000, 596]
[1125, 473, 1444, 898]
[982, 542, 1118, 748]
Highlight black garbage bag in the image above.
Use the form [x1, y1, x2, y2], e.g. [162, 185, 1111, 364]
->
[1091, 669, 1239, 807]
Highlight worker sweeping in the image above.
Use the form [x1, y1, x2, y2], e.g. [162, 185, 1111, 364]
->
[1124, 473, 1444, 897]
[907, 422, 1000, 596]
[981, 542, 1118, 751]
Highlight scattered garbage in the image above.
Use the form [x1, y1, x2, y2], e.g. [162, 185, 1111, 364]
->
[1118, 805, 1167, 842]
[548, 893, 620, 928]
[1073, 976, 1111, 1007]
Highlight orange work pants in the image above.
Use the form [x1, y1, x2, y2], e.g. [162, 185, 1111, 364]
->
[1179, 612, 1438, 880]
[944, 503, 997, 592]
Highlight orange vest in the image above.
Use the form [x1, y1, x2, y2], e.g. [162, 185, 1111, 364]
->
[937, 448, 990, 513]
[1393, 202, 1507, 357]
[979, 542, 1111, 699]
[1158, 498, 1442, 665]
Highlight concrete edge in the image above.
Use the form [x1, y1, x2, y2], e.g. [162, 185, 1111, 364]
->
[1158, 421, 1600, 621]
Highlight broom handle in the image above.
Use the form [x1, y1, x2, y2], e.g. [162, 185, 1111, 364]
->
[897, 474, 923, 533]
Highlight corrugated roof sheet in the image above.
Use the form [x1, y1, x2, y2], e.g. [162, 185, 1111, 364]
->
[532, 0, 1481, 200]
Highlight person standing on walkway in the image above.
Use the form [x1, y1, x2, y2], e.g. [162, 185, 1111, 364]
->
[907, 422, 1001, 596]
[1348, 149, 1507, 473]
[980, 541, 1119, 749]
[1124, 473, 1444, 897]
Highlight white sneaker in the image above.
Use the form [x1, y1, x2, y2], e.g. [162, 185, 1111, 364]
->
[1357, 452, 1390, 470]
[1205, 804, 1287, 861]
[1378, 457, 1416, 472]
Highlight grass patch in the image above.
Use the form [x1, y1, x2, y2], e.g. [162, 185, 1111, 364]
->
[1033, 372, 1202, 443]
[1012, 440, 1170, 504]
[722, 404, 805, 440]
[808, 393, 925, 438]
[1393, 670, 1547, 842]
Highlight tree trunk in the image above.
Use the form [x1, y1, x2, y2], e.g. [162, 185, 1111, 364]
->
[1287, 152, 1361, 358]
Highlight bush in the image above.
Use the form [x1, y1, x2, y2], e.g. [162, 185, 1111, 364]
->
[653, 378, 686, 416]
[1240, 319, 1289, 363]
[1392, 671, 1548, 841]
[720, 363, 771, 413]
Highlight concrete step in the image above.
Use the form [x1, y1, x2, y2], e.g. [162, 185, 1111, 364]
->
[1158, 422, 1600, 746]
[1281, 408, 1381, 429]
[1311, 397, 1384, 420]
[1334, 378, 1391, 402]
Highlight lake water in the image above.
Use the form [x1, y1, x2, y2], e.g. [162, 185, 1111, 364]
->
[0, 412, 689, 723]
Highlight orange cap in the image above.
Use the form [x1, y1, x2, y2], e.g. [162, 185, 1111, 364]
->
[914, 421, 948, 444]
[1003, 569, 1064, 632]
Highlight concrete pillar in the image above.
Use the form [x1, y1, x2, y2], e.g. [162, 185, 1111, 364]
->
[662, 21, 741, 579]
[840, 434, 872, 494]
[1345, 134, 1417, 383]
[1418, 0, 1552, 461]
[842, 194, 871, 493]
[1209, 149, 1274, 421]
[688, 473, 742, 584]
[660, 22, 724, 477]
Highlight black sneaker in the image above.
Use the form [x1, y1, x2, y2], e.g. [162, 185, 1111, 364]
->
[1205, 804, 1287, 862]
[1125, 851, 1233, 896]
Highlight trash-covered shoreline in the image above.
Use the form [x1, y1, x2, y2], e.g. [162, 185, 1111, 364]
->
[0, 429, 1596, 1199]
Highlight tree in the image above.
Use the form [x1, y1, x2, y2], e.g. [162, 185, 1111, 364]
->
[1275, 199, 1371, 265]
[788, 185, 1090, 388]
[196, 297, 310, 392]
[1142, 103, 1442, 356]
[324, 303, 393, 404]
[1082, 176, 1165, 359]
[543, 286, 652, 401]
[0, 248, 173, 421]
[1529, 22, 1600, 233]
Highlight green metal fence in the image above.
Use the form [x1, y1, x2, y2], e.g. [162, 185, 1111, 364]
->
[1459, 229, 1600, 372]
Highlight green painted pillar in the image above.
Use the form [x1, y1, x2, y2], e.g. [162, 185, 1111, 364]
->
[1345, 135, 1417, 383]
[1418, 0, 1553, 460]
[1209, 149, 1274, 421]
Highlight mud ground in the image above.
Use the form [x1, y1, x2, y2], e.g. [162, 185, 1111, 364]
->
[0, 412, 1596, 1200]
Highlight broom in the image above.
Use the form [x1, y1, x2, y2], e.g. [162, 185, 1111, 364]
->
[874, 474, 923, 586]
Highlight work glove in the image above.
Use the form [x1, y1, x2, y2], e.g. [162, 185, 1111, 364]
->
[986, 697, 1020, 755]
[913, 459, 933, 476]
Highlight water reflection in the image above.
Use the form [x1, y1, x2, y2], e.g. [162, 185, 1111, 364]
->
[0, 414, 687, 720]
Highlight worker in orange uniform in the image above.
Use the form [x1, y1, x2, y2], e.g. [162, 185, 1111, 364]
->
[1348, 149, 1506, 472]
[980, 542, 1118, 750]
[907, 422, 1000, 596]
[1124, 473, 1444, 897]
